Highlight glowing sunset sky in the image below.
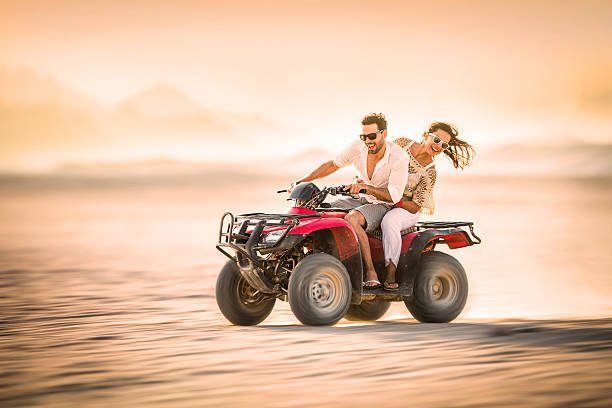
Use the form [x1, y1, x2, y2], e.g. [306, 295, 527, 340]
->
[1, 0, 611, 168]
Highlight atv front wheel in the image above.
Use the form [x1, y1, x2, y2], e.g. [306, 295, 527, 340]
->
[404, 251, 468, 323]
[344, 298, 391, 321]
[288, 253, 351, 326]
[216, 260, 276, 326]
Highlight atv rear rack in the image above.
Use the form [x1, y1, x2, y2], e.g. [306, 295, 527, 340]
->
[416, 221, 482, 244]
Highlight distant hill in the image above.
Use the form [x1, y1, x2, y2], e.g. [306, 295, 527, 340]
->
[0, 66, 98, 110]
[118, 83, 203, 117]
[0, 67, 287, 170]
[2, 66, 609, 178]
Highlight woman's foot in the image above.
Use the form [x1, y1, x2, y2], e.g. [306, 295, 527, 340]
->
[383, 281, 399, 291]
[385, 262, 398, 291]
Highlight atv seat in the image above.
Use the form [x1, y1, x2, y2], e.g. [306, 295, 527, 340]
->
[368, 226, 417, 241]
[315, 207, 350, 212]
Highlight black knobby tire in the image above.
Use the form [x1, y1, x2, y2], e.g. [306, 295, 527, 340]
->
[404, 251, 468, 323]
[344, 298, 391, 321]
[288, 253, 352, 326]
[216, 260, 276, 326]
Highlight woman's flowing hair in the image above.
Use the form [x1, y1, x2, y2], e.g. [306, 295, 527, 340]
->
[426, 122, 475, 169]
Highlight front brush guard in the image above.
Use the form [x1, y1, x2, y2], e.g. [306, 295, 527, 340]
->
[216, 212, 316, 293]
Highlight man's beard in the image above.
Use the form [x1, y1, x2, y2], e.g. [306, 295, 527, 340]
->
[368, 141, 384, 154]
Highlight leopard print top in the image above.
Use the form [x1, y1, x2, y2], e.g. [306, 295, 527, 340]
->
[393, 137, 436, 214]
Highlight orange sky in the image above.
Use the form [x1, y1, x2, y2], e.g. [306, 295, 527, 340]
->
[1, 0, 611, 168]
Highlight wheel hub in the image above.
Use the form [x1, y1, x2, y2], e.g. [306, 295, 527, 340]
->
[431, 278, 442, 298]
[309, 275, 338, 308]
[238, 278, 266, 305]
[428, 272, 458, 305]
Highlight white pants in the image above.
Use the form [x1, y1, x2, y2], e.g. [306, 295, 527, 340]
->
[381, 208, 421, 267]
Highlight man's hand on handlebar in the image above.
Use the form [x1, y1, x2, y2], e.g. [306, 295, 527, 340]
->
[345, 183, 368, 195]
[280, 182, 367, 197]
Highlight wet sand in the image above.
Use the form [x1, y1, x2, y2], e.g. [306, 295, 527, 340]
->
[1, 174, 612, 407]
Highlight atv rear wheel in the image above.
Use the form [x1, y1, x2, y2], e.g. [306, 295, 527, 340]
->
[404, 251, 468, 323]
[216, 260, 276, 326]
[288, 253, 351, 326]
[344, 298, 391, 321]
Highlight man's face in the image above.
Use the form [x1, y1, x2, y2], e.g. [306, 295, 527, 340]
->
[362, 123, 386, 155]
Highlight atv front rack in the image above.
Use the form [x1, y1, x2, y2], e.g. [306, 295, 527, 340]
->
[216, 212, 316, 263]
[216, 212, 316, 294]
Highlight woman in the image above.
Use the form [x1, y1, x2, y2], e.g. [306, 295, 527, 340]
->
[380, 122, 474, 290]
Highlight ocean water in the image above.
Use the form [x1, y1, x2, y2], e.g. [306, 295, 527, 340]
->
[1, 173, 612, 407]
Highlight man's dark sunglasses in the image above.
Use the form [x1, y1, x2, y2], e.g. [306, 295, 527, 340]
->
[359, 129, 383, 141]
[428, 133, 450, 150]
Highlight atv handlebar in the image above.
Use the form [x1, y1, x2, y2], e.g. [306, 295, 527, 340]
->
[327, 185, 367, 197]
[277, 185, 366, 195]
[277, 183, 367, 209]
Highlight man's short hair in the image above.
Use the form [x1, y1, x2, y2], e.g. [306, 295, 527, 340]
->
[361, 113, 387, 131]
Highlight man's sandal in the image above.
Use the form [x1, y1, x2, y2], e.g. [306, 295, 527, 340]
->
[363, 280, 382, 289]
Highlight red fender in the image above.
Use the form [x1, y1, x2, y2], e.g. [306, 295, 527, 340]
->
[285, 207, 359, 261]
[288, 219, 358, 262]
[429, 230, 472, 249]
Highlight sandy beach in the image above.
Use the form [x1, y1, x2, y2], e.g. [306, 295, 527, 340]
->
[2, 270, 612, 408]
[3, 1, 612, 406]
[1, 174, 611, 407]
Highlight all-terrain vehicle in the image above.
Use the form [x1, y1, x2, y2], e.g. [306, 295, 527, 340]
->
[215, 182, 481, 326]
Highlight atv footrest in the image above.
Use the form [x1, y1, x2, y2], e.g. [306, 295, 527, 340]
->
[362, 285, 412, 298]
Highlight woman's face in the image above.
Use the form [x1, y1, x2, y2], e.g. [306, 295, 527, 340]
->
[425, 129, 451, 157]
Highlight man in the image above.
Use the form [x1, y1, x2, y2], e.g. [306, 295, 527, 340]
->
[291, 113, 408, 289]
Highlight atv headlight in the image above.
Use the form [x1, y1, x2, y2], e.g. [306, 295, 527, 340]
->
[261, 229, 286, 245]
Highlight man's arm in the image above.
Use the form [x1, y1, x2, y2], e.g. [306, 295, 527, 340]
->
[347, 183, 422, 214]
[297, 160, 339, 183]
[348, 184, 391, 201]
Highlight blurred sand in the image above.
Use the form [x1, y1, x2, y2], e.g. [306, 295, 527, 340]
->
[1, 173, 612, 407]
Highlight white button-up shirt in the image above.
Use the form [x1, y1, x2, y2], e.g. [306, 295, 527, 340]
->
[334, 140, 409, 204]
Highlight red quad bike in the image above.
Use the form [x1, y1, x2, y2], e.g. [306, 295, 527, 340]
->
[215, 182, 481, 326]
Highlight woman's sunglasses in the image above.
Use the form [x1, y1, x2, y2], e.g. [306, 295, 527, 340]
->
[359, 129, 383, 141]
[428, 133, 450, 150]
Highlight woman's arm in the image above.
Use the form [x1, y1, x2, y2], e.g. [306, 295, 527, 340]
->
[358, 184, 421, 214]
[399, 200, 421, 214]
